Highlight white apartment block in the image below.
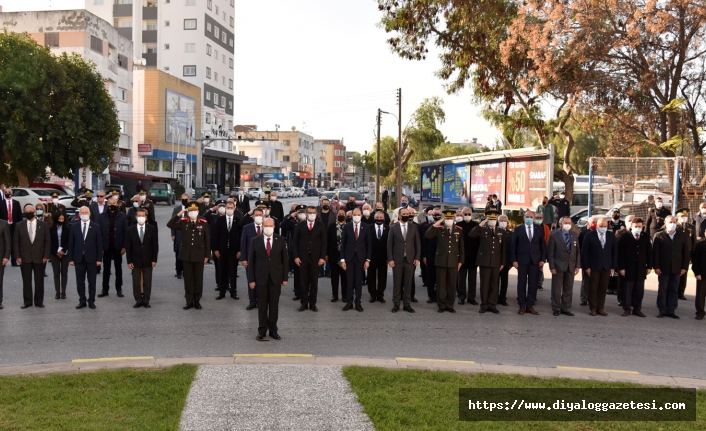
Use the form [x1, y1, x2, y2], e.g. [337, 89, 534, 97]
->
[86, 0, 234, 135]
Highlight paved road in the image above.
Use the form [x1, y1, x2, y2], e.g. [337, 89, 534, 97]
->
[1, 198, 704, 379]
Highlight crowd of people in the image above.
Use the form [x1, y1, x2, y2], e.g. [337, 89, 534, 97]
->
[1, 183, 705, 342]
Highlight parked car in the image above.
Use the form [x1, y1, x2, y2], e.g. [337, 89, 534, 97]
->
[271, 187, 289, 198]
[11, 188, 65, 209]
[248, 187, 265, 199]
[305, 188, 320, 197]
[205, 183, 219, 196]
[336, 190, 366, 209]
[320, 191, 337, 202]
[105, 184, 127, 201]
[28, 183, 75, 196]
[148, 183, 175, 205]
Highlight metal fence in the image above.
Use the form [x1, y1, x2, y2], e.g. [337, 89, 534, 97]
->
[586, 157, 706, 221]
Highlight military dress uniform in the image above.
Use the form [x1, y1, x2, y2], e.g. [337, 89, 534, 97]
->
[167, 202, 211, 309]
[199, 192, 216, 214]
[424, 210, 465, 313]
[110, 190, 127, 214]
[677, 208, 697, 300]
[46, 192, 67, 220]
[71, 189, 94, 208]
[469, 210, 506, 313]
[138, 190, 157, 227]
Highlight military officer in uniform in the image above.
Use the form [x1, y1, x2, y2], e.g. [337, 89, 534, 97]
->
[167, 202, 210, 310]
[137, 190, 156, 227]
[645, 196, 671, 238]
[46, 192, 67, 221]
[110, 189, 127, 214]
[71, 189, 94, 208]
[469, 209, 506, 314]
[424, 209, 464, 313]
[198, 192, 215, 214]
[677, 208, 696, 300]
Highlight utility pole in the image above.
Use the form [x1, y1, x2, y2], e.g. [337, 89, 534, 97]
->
[376, 109, 381, 204]
[396, 88, 402, 205]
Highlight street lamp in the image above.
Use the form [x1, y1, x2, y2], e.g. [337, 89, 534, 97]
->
[379, 109, 399, 203]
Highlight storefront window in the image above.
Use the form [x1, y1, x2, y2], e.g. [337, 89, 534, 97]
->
[162, 160, 172, 173]
[146, 159, 159, 171]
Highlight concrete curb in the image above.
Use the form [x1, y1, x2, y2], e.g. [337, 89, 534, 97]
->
[1, 356, 704, 389]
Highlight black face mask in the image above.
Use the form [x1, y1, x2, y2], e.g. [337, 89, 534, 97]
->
[400, 215, 410, 222]
[337, 215, 346, 222]
[612, 215, 620, 220]
[433, 215, 442, 220]
[322, 205, 330, 210]
[348, 201, 356, 207]
[109, 206, 118, 212]
[4, 194, 11, 199]
[24, 212, 35, 220]
[374, 219, 384, 225]
[182, 199, 188, 206]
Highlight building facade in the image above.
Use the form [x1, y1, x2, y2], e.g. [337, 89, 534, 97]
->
[236, 140, 286, 187]
[316, 139, 346, 188]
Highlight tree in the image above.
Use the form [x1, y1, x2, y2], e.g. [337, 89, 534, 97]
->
[0, 31, 119, 186]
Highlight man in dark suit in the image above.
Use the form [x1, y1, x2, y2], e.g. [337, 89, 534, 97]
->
[368, 210, 389, 302]
[510, 210, 547, 315]
[68, 206, 103, 309]
[89, 190, 108, 223]
[0, 219, 10, 309]
[248, 218, 288, 341]
[691, 236, 706, 320]
[49, 212, 71, 300]
[14, 204, 51, 308]
[326, 209, 347, 302]
[236, 187, 251, 213]
[547, 217, 581, 317]
[653, 215, 689, 318]
[171, 193, 190, 279]
[124, 208, 158, 308]
[581, 216, 618, 316]
[617, 217, 652, 317]
[292, 205, 327, 312]
[215, 201, 241, 301]
[457, 207, 479, 305]
[387, 207, 421, 313]
[340, 207, 372, 311]
[98, 196, 128, 297]
[268, 190, 285, 223]
[421, 208, 441, 304]
[381, 187, 389, 212]
[676, 208, 696, 301]
[578, 216, 597, 306]
[1, 188, 22, 266]
[240, 205, 266, 310]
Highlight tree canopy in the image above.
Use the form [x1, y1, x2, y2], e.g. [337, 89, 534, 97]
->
[0, 31, 120, 186]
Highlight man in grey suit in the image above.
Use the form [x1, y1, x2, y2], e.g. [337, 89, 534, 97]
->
[13, 204, 51, 308]
[0, 219, 10, 309]
[547, 217, 581, 317]
[387, 207, 421, 313]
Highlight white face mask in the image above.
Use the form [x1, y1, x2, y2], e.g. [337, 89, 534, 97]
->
[297, 213, 306, 221]
[632, 227, 642, 235]
[80, 214, 90, 222]
[307, 213, 316, 222]
[701, 208, 706, 215]
[271, 196, 277, 201]
[487, 220, 497, 227]
[455, 216, 463, 223]
[498, 221, 507, 229]
[679, 217, 688, 224]
[140, 195, 146, 202]
[226, 209, 234, 216]
[562, 223, 572, 231]
[217, 207, 226, 215]
[444, 219, 453, 227]
[463, 215, 472, 222]
[188, 211, 198, 220]
[352, 215, 362, 223]
[655, 202, 663, 208]
[559, 194, 565, 199]
[254, 216, 263, 225]
[427, 215, 434, 222]
[264, 210, 270, 216]
[363, 210, 371, 217]
[666, 222, 677, 232]
[263, 227, 274, 236]
[52, 198, 59, 205]
[239, 191, 244, 196]
[136, 216, 146, 225]
[625, 221, 632, 230]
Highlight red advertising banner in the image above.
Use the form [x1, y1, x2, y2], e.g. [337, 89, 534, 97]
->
[299, 172, 312, 178]
[505, 157, 548, 208]
[470, 161, 503, 206]
[240, 174, 252, 181]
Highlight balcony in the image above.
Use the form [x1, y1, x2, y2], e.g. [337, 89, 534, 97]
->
[142, 30, 157, 43]
[142, 6, 158, 20]
[106, 59, 118, 81]
[113, 4, 133, 17]
[118, 134, 132, 150]
[117, 27, 132, 41]
[142, 52, 157, 66]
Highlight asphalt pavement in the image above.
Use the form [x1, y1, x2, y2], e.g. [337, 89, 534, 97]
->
[0, 196, 704, 380]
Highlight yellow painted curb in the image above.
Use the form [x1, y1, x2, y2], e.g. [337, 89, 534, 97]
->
[72, 356, 154, 363]
[396, 357, 475, 364]
[233, 354, 313, 358]
[556, 366, 639, 375]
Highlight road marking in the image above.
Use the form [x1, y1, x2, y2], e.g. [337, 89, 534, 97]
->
[72, 356, 154, 363]
[233, 354, 313, 358]
[396, 357, 475, 364]
[556, 366, 639, 375]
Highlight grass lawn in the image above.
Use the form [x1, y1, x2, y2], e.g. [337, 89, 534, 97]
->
[0, 364, 197, 431]
[343, 367, 706, 431]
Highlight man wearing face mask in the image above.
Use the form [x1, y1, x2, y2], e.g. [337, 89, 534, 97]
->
[547, 217, 581, 316]
[617, 217, 651, 317]
[345, 196, 358, 212]
[388, 207, 421, 313]
[14, 204, 51, 308]
[70, 188, 94, 209]
[98, 196, 127, 298]
[510, 210, 547, 315]
[581, 216, 617, 316]
[340, 207, 373, 312]
[457, 208, 479, 305]
[235, 187, 250, 214]
[240, 205, 267, 310]
[652, 215, 689, 318]
[89, 190, 108, 223]
[421, 208, 443, 304]
[268, 191, 284, 222]
[393, 196, 410, 223]
[536, 196, 556, 229]
[0, 188, 22, 267]
[497, 214, 513, 306]
[292, 206, 328, 311]
[326, 209, 349, 302]
[607, 209, 626, 233]
[361, 204, 375, 225]
[645, 197, 670, 238]
[676, 208, 696, 301]
[171, 193, 191, 279]
[124, 208, 158, 308]
[425, 209, 465, 313]
[110, 189, 127, 214]
[615, 214, 635, 307]
[533, 213, 551, 294]
[367, 210, 389, 303]
[214, 201, 241, 301]
[68, 206, 103, 310]
[46, 192, 67, 222]
[204, 200, 227, 292]
[578, 216, 598, 306]
[198, 192, 215, 215]
[316, 197, 334, 226]
[168, 202, 210, 310]
[418, 207, 435, 289]
[695, 203, 706, 239]
[469, 210, 505, 314]
[281, 204, 306, 299]
[374, 202, 391, 226]
[549, 192, 571, 220]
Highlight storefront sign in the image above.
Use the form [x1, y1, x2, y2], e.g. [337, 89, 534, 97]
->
[420, 165, 442, 203]
[470, 160, 503, 206]
[138, 144, 153, 156]
[505, 157, 548, 208]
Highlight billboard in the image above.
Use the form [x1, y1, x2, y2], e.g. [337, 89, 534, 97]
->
[442, 163, 469, 204]
[470, 160, 503, 206]
[420, 165, 442, 203]
[166, 89, 196, 145]
[505, 157, 549, 208]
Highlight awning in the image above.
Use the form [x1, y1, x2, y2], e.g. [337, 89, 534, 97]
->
[203, 148, 248, 161]
[108, 170, 164, 181]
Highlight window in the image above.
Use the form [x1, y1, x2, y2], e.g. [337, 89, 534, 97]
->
[164, 66, 170, 71]
[214, 72, 218, 81]
[214, 49, 218, 58]
[222, 54, 226, 64]
[207, 22, 212, 32]
[44, 32, 59, 47]
[229, 58, 233, 69]
[206, 91, 211, 100]
[146, 46, 157, 53]
[186, 0, 195, 5]
[206, 44, 211, 55]
[283, 140, 290, 146]
[146, 22, 158, 31]
[215, 5, 219, 14]
[283, 155, 290, 162]
[206, 113, 211, 123]
[228, 101, 232, 110]
[117, 88, 127, 101]
[94, 0, 104, 4]
[146, 160, 159, 171]
[184, 19, 197, 30]
[90, 36, 103, 54]
[222, 32, 227, 43]
[228, 79, 233, 89]
[230, 0, 234, 6]
[214, 26, 219, 38]
[228, 120, 232, 129]
[223, 12, 226, 21]
[222, 77, 226, 85]
[221, 96, 226, 106]
[206, 67, 211, 78]
[185, 43, 195, 52]
[229, 38, 233, 47]
[120, 21, 133, 27]
[230, 16, 233, 27]
[207, 0, 212, 9]
[164, 43, 170, 50]
[118, 121, 127, 134]
[118, 54, 128, 69]
[164, 20, 170, 27]
[183, 65, 196, 76]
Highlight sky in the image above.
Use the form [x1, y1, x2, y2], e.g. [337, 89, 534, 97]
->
[1, 0, 500, 153]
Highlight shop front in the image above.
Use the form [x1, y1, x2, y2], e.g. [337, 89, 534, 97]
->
[202, 148, 247, 194]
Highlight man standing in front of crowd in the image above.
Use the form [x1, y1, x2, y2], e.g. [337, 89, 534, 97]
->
[691, 233, 706, 320]
[236, 187, 250, 214]
[68, 206, 103, 310]
[340, 207, 372, 312]
[549, 192, 571, 221]
[469, 209, 504, 314]
[646, 196, 670, 238]
[171, 193, 190, 279]
[581, 216, 617, 316]
[368, 210, 389, 302]
[425, 209, 464, 313]
[388, 207, 420, 313]
[547, 217, 580, 317]
[15, 204, 51, 309]
[240, 205, 266, 310]
[292, 206, 327, 312]
[98, 196, 127, 298]
[537, 196, 556, 229]
[167, 202, 210, 310]
[124, 208, 158, 308]
[578, 216, 597, 306]
[617, 217, 651, 317]
[653, 215, 689, 319]
[215, 201, 241, 301]
[0, 216, 9, 309]
[89, 190, 108, 223]
[269, 190, 284, 222]
[457, 207, 479, 306]
[0, 187, 22, 266]
[511, 210, 546, 315]
[676, 208, 696, 301]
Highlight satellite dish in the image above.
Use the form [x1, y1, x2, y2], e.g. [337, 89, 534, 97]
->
[291, 126, 296, 131]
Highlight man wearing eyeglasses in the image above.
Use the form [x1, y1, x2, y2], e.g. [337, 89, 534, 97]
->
[89, 190, 108, 223]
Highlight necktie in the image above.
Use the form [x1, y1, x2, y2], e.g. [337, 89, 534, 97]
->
[7, 201, 11, 223]
[636, 234, 640, 241]
[309, 222, 313, 231]
[600, 233, 605, 248]
[29, 221, 35, 243]
[140, 226, 144, 243]
[227, 217, 231, 232]
[267, 237, 271, 257]
[82, 223, 87, 240]
[355, 224, 359, 240]
[256, 225, 260, 236]
[402, 224, 407, 240]
[528, 226, 533, 242]
[377, 227, 381, 239]
[564, 233, 571, 251]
